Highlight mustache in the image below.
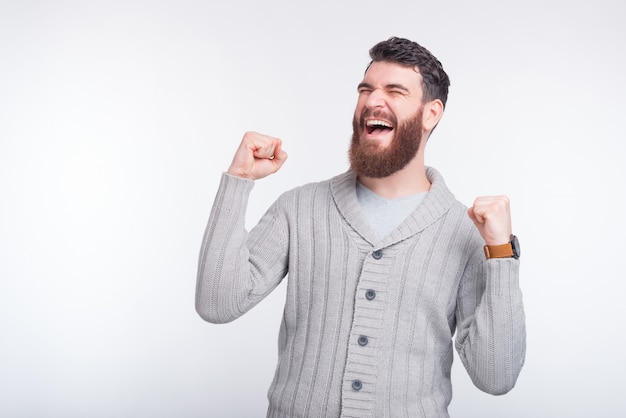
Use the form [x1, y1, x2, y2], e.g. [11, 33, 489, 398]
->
[357, 108, 397, 127]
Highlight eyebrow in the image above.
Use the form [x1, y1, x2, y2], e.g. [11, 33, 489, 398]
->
[386, 84, 410, 92]
[357, 82, 410, 93]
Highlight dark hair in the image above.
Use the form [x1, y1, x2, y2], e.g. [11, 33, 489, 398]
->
[367, 37, 450, 107]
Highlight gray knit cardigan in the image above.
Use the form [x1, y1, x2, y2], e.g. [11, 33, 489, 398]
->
[196, 167, 526, 418]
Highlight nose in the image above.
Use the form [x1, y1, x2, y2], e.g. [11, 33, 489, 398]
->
[365, 88, 386, 109]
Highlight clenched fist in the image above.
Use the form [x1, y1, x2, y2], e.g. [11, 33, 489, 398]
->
[467, 196, 512, 245]
[227, 131, 288, 180]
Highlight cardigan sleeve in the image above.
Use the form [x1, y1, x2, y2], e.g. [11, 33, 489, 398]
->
[454, 255, 526, 395]
[195, 173, 289, 324]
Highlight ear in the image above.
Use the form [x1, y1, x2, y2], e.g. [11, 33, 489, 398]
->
[421, 99, 444, 133]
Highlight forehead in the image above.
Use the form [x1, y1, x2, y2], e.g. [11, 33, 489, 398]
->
[362, 61, 423, 90]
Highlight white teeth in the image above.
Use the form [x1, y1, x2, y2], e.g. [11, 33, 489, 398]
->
[366, 119, 392, 128]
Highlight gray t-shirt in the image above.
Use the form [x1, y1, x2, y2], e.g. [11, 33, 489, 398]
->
[356, 181, 427, 240]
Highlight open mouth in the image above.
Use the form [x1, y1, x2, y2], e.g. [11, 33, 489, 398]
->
[365, 119, 394, 135]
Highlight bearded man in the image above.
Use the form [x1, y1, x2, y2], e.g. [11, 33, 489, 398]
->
[196, 37, 526, 418]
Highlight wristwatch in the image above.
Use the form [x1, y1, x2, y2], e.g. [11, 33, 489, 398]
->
[483, 235, 520, 259]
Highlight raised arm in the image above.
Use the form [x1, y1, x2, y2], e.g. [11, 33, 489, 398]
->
[455, 196, 526, 394]
[195, 132, 289, 323]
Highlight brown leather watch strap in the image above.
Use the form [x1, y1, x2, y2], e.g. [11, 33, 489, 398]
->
[483, 242, 514, 259]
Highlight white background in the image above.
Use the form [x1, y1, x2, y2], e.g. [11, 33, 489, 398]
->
[1, 1, 624, 417]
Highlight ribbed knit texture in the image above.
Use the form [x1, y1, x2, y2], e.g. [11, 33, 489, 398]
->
[196, 167, 526, 418]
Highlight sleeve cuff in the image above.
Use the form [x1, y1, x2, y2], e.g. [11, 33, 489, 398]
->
[486, 258, 520, 296]
[214, 172, 255, 213]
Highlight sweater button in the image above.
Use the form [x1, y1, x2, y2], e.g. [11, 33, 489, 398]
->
[352, 380, 363, 391]
[358, 335, 369, 346]
[372, 250, 383, 259]
[365, 289, 376, 300]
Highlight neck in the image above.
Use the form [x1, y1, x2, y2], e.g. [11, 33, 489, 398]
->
[357, 151, 430, 199]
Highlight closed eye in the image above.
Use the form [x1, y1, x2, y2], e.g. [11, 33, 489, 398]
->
[357, 82, 373, 94]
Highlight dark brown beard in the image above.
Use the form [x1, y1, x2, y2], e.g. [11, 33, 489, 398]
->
[349, 107, 424, 178]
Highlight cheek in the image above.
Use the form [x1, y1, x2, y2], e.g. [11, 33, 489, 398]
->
[388, 104, 408, 120]
[353, 100, 365, 117]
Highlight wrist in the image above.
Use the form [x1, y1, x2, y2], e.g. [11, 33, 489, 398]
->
[484, 235, 520, 259]
[226, 168, 255, 180]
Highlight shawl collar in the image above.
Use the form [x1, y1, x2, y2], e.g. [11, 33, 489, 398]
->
[329, 167, 457, 248]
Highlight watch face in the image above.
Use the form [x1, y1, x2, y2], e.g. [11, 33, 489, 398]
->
[511, 235, 520, 259]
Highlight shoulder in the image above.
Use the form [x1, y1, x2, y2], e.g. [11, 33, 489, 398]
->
[426, 166, 469, 215]
[274, 171, 347, 207]
[426, 166, 484, 243]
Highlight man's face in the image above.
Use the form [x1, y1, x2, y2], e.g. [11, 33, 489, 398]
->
[350, 61, 426, 178]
